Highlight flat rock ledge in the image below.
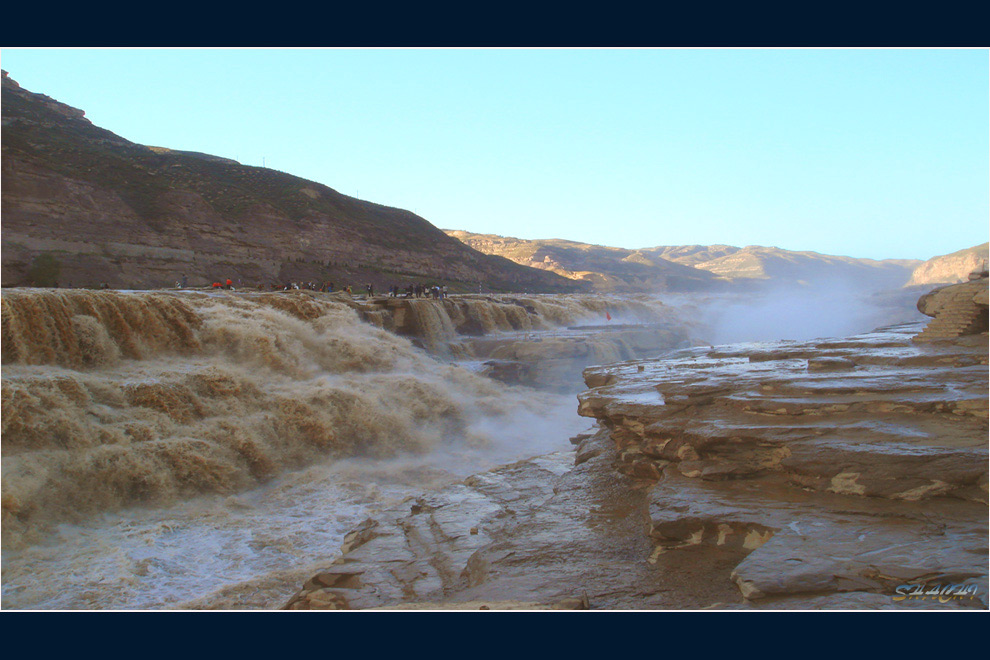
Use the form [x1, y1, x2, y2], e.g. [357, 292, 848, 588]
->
[282, 446, 686, 610]
[577, 321, 987, 607]
[284, 322, 987, 610]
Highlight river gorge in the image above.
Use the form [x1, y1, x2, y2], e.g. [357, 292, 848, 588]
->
[1, 285, 986, 609]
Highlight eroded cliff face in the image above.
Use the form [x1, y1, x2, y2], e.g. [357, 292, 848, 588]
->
[285, 319, 987, 610]
[914, 277, 989, 341]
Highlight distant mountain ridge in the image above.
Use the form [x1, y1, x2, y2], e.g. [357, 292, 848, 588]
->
[1, 72, 585, 293]
[445, 230, 924, 292]
[443, 231, 721, 292]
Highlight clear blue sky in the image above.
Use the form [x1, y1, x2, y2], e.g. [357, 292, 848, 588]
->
[2, 48, 987, 260]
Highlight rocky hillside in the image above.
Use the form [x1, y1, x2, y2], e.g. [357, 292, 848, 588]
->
[653, 244, 920, 287]
[444, 231, 724, 292]
[907, 243, 989, 287]
[1, 72, 586, 293]
[446, 231, 922, 292]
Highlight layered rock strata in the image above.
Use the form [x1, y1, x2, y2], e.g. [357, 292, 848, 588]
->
[577, 322, 988, 606]
[286, 320, 987, 610]
[914, 277, 989, 342]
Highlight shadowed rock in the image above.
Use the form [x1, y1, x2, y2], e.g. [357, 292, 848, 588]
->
[914, 277, 988, 342]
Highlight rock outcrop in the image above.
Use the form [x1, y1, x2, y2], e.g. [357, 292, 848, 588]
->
[576, 322, 987, 607]
[283, 437, 751, 610]
[914, 276, 989, 342]
[285, 318, 987, 609]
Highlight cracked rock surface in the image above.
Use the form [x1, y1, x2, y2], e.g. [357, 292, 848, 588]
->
[286, 322, 987, 610]
[578, 321, 987, 608]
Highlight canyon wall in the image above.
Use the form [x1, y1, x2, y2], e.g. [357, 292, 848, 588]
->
[446, 230, 922, 293]
[1, 72, 583, 294]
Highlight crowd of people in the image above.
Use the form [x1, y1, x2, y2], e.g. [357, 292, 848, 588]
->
[39, 277, 460, 297]
[30, 263, 473, 298]
[392, 283, 448, 299]
[197, 278, 452, 299]
[272, 281, 337, 292]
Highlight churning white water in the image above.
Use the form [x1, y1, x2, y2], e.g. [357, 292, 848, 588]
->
[2, 286, 915, 609]
[0, 289, 594, 609]
[2, 394, 590, 610]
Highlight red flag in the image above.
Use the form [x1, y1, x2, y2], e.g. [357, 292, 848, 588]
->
[606, 311, 612, 321]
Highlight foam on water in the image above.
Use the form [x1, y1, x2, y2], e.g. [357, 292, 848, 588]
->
[2, 394, 591, 609]
[0, 286, 924, 609]
[0, 288, 595, 608]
